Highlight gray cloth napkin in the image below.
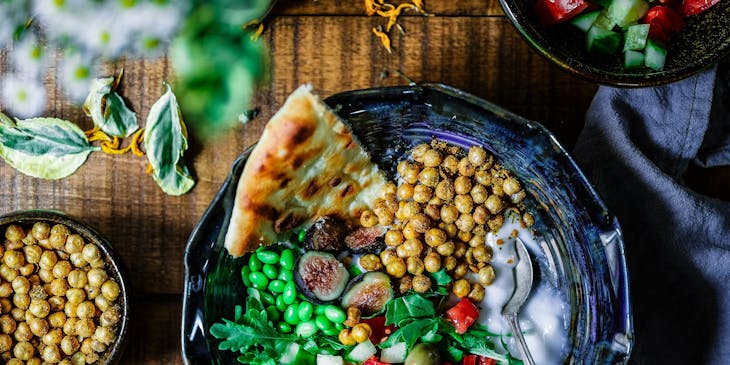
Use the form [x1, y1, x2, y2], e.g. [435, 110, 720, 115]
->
[574, 62, 730, 364]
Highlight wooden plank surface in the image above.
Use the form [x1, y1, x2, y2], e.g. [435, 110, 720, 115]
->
[0, 3, 599, 364]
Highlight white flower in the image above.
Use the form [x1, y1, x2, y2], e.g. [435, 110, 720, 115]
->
[1, 74, 48, 119]
[11, 33, 48, 80]
[73, 4, 133, 59]
[31, 0, 93, 46]
[58, 51, 98, 103]
[0, 0, 31, 49]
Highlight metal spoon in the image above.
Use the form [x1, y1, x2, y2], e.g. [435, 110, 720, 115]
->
[502, 238, 536, 365]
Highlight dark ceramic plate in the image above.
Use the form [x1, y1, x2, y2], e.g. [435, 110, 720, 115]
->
[499, 0, 730, 86]
[181, 84, 634, 364]
[0, 209, 130, 365]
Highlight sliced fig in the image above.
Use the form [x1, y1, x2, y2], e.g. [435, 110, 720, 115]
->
[340, 272, 394, 315]
[294, 251, 349, 303]
[303, 216, 348, 252]
[344, 226, 386, 254]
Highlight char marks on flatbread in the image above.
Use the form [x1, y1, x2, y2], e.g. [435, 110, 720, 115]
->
[223, 85, 387, 257]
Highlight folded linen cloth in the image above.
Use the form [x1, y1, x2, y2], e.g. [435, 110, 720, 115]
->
[574, 62, 730, 364]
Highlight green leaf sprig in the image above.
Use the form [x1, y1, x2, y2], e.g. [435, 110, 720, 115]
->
[82, 71, 138, 138]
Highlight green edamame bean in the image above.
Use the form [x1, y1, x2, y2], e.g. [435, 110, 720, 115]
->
[276, 295, 288, 312]
[284, 304, 300, 325]
[334, 322, 344, 331]
[261, 292, 276, 306]
[278, 322, 292, 333]
[283, 281, 297, 305]
[297, 293, 308, 301]
[323, 327, 339, 336]
[266, 305, 280, 322]
[323, 305, 346, 324]
[240, 266, 252, 287]
[262, 264, 278, 279]
[297, 230, 306, 243]
[248, 254, 262, 272]
[268, 279, 286, 294]
[278, 269, 293, 282]
[249, 272, 269, 289]
[280, 249, 295, 270]
[257, 250, 280, 265]
[296, 320, 318, 338]
[315, 305, 327, 316]
[298, 302, 314, 322]
[315, 315, 333, 331]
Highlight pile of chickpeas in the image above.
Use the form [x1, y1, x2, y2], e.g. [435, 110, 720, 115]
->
[358, 141, 534, 301]
[0, 222, 122, 364]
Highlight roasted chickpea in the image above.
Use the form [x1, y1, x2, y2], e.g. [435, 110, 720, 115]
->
[478, 266, 496, 285]
[39, 251, 58, 271]
[6, 359, 23, 365]
[474, 170, 491, 186]
[63, 235, 85, 255]
[46, 278, 66, 297]
[69, 253, 87, 269]
[435, 241, 455, 256]
[454, 195, 474, 215]
[62, 318, 77, 336]
[468, 233, 486, 248]
[458, 158, 476, 177]
[443, 223, 458, 239]
[468, 283, 486, 302]
[411, 275, 432, 293]
[42, 343, 61, 363]
[491, 179, 504, 197]
[6, 225, 27, 242]
[86, 269, 107, 289]
[472, 245, 491, 263]
[411, 144, 430, 163]
[401, 162, 421, 185]
[10, 307, 25, 321]
[48, 296, 65, 312]
[484, 195, 503, 215]
[510, 190, 526, 204]
[424, 228, 447, 247]
[400, 201, 420, 221]
[0, 283, 13, 299]
[406, 257, 425, 275]
[0, 314, 16, 334]
[0, 333, 11, 352]
[13, 293, 30, 309]
[470, 183, 490, 204]
[452, 279, 470, 298]
[38, 268, 53, 283]
[51, 261, 72, 280]
[29, 299, 50, 318]
[502, 177, 521, 195]
[417, 167, 439, 187]
[28, 317, 49, 337]
[359, 210, 378, 228]
[397, 160, 410, 176]
[43, 328, 63, 345]
[385, 258, 407, 278]
[0, 264, 18, 282]
[61, 335, 80, 355]
[441, 155, 459, 175]
[443, 255, 457, 271]
[376, 210, 395, 226]
[383, 182, 397, 195]
[424, 252, 441, 273]
[435, 180, 455, 201]
[95, 295, 111, 312]
[440, 205, 459, 224]
[64, 302, 77, 318]
[424, 204, 441, 221]
[23, 245, 43, 265]
[48, 312, 66, 328]
[70, 352, 86, 365]
[473, 206, 489, 226]
[359, 254, 382, 271]
[0, 298, 10, 313]
[14, 340, 35, 360]
[408, 214, 430, 234]
[401, 239, 423, 257]
[384, 230, 404, 247]
[412, 184, 432, 203]
[468, 146, 487, 166]
[14, 321, 33, 342]
[380, 249, 398, 266]
[65, 289, 85, 305]
[351, 323, 372, 343]
[422, 149, 442, 168]
[75, 302, 95, 320]
[397, 183, 414, 201]
[338, 329, 356, 346]
[453, 263, 469, 279]
[487, 215, 505, 232]
[3, 250, 25, 270]
[75, 319, 95, 338]
[522, 212, 535, 227]
[454, 176, 472, 195]
[99, 307, 120, 328]
[19, 263, 34, 276]
[85, 352, 100, 363]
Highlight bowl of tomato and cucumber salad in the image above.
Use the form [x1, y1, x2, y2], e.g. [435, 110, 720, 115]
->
[499, 0, 730, 86]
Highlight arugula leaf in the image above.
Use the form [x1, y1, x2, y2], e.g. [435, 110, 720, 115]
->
[384, 293, 436, 326]
[143, 83, 195, 196]
[0, 114, 98, 179]
[429, 268, 452, 286]
[82, 75, 139, 138]
[380, 318, 439, 350]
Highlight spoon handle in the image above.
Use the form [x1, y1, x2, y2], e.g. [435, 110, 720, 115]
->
[505, 313, 536, 365]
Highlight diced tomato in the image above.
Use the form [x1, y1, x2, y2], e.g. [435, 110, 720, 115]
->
[360, 316, 396, 345]
[534, 0, 591, 25]
[446, 298, 480, 335]
[463, 355, 478, 365]
[363, 356, 390, 365]
[478, 357, 497, 365]
[679, 0, 721, 16]
[462, 355, 497, 365]
[642, 6, 684, 43]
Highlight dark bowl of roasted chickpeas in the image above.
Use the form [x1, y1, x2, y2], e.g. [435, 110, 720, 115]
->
[0, 210, 129, 365]
[182, 84, 633, 364]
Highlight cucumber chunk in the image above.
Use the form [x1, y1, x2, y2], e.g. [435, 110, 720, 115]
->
[587, 26, 621, 55]
[571, 10, 601, 32]
[624, 50, 646, 69]
[317, 354, 345, 365]
[623, 24, 650, 51]
[345, 340, 377, 363]
[280, 342, 316, 365]
[593, 10, 618, 31]
[645, 40, 667, 71]
[608, 0, 650, 27]
[381, 342, 408, 363]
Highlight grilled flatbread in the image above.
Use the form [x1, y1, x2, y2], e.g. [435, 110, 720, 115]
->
[223, 85, 387, 257]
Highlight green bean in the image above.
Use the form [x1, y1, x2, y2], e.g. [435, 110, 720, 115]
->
[280, 249, 295, 270]
[278, 269, 293, 282]
[261, 292, 276, 306]
[284, 304, 300, 325]
[323, 305, 346, 324]
[257, 250, 280, 265]
[282, 281, 297, 305]
[275, 295, 288, 312]
[315, 315, 333, 331]
[266, 305, 280, 322]
[240, 266, 252, 287]
[249, 272, 268, 289]
[296, 320, 318, 338]
[248, 254, 262, 272]
[278, 322, 292, 333]
[262, 264, 278, 280]
[298, 302, 314, 322]
[268, 279, 286, 294]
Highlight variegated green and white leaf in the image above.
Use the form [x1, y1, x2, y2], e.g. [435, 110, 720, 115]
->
[143, 83, 195, 196]
[82, 76, 138, 138]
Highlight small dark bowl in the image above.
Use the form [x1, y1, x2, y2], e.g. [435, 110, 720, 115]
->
[182, 84, 633, 364]
[0, 210, 130, 365]
[499, 0, 730, 86]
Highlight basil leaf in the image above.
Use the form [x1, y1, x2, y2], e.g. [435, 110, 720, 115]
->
[0, 114, 98, 180]
[143, 83, 195, 196]
[83, 76, 139, 138]
[0, 115, 97, 156]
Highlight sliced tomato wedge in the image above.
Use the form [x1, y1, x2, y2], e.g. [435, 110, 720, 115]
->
[642, 5, 684, 43]
[679, 0, 721, 16]
[534, 0, 591, 25]
[446, 298, 480, 335]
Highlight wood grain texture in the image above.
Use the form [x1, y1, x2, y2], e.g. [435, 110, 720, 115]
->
[119, 295, 183, 364]
[273, 0, 505, 16]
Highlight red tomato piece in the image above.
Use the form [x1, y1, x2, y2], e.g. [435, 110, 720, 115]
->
[446, 298, 480, 335]
[478, 357, 497, 365]
[642, 6, 685, 43]
[360, 316, 396, 345]
[679, 0, 721, 17]
[534, 0, 591, 25]
[363, 356, 390, 365]
[463, 355, 477, 365]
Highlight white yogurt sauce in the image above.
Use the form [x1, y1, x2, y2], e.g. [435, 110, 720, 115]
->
[472, 211, 568, 364]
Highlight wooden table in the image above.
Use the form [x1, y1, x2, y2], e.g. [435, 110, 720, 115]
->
[0, 1, 600, 363]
